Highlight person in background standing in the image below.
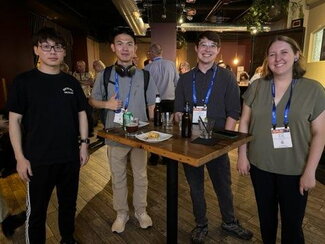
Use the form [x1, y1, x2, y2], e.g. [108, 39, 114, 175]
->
[179, 61, 191, 74]
[174, 31, 253, 243]
[73, 60, 95, 136]
[145, 43, 179, 165]
[249, 59, 267, 84]
[60, 62, 70, 74]
[73, 60, 94, 97]
[237, 35, 325, 243]
[91, 60, 106, 127]
[93, 60, 106, 76]
[7, 27, 89, 244]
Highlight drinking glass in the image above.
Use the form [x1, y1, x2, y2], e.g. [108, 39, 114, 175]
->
[198, 118, 215, 139]
[162, 112, 173, 129]
[125, 118, 139, 136]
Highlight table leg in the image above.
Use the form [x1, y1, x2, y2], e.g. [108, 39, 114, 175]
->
[167, 159, 178, 243]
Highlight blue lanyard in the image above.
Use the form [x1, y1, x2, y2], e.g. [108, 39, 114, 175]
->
[271, 79, 296, 129]
[192, 67, 217, 106]
[114, 72, 133, 111]
[153, 57, 161, 61]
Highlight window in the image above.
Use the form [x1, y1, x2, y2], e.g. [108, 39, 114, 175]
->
[311, 28, 325, 62]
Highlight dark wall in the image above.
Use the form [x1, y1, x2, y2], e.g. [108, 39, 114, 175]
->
[71, 32, 89, 73]
[0, 2, 34, 110]
[250, 27, 305, 76]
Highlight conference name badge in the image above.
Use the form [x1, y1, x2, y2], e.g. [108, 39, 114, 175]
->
[271, 127, 293, 149]
[192, 106, 207, 123]
[113, 109, 125, 124]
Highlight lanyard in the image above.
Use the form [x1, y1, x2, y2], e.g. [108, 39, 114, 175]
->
[153, 57, 161, 61]
[114, 72, 133, 111]
[271, 79, 296, 129]
[192, 67, 217, 106]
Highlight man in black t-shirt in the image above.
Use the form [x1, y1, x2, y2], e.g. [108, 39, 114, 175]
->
[7, 28, 88, 244]
[174, 31, 253, 243]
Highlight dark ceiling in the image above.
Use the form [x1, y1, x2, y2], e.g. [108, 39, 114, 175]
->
[27, 0, 253, 42]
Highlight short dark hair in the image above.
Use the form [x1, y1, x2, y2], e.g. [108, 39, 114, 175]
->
[264, 35, 306, 80]
[111, 27, 136, 44]
[33, 27, 66, 47]
[195, 31, 221, 47]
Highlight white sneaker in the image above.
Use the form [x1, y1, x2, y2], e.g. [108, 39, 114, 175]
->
[135, 212, 153, 229]
[111, 213, 129, 233]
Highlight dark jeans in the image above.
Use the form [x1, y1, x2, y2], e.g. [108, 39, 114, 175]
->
[26, 162, 80, 244]
[183, 154, 235, 226]
[250, 164, 308, 244]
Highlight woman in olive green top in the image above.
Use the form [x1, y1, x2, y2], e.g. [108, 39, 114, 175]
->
[237, 35, 325, 244]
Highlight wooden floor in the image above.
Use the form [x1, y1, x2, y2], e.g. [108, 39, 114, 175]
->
[1, 145, 325, 244]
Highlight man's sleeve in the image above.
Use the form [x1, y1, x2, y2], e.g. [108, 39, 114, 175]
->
[224, 72, 241, 120]
[91, 70, 105, 101]
[174, 76, 185, 112]
[146, 74, 158, 106]
[6, 76, 26, 115]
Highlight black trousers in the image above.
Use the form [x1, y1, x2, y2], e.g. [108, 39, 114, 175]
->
[250, 164, 308, 244]
[183, 154, 235, 225]
[149, 99, 175, 163]
[26, 161, 80, 244]
[160, 99, 174, 113]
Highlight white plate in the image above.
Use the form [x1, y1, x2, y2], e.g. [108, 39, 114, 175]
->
[116, 121, 149, 128]
[135, 131, 172, 143]
[139, 121, 149, 128]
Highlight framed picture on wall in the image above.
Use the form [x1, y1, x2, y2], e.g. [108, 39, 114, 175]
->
[291, 18, 303, 28]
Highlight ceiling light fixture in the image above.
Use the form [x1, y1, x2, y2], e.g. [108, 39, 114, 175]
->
[233, 55, 239, 65]
[178, 23, 247, 32]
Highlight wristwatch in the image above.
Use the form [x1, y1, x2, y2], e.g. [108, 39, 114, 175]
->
[79, 138, 90, 144]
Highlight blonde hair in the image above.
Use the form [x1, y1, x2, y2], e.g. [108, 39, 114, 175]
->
[93, 60, 106, 72]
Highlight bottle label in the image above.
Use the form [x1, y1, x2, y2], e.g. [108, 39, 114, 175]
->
[192, 106, 207, 123]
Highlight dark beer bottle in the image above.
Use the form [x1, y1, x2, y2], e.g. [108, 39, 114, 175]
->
[181, 101, 192, 138]
[154, 94, 162, 126]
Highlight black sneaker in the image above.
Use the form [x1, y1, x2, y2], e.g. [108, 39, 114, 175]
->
[191, 224, 208, 244]
[221, 219, 253, 240]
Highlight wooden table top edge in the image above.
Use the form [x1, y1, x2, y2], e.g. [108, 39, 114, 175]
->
[97, 129, 252, 167]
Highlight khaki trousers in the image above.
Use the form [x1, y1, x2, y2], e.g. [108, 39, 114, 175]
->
[0, 193, 9, 223]
[107, 145, 148, 214]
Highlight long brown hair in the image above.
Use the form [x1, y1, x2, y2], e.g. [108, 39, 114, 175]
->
[264, 35, 306, 80]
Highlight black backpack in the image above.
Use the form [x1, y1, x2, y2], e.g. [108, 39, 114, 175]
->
[100, 65, 150, 126]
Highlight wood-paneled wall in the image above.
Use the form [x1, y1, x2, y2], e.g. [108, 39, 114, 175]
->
[0, 2, 34, 110]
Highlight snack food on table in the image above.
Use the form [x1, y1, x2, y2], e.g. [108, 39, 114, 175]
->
[147, 131, 160, 139]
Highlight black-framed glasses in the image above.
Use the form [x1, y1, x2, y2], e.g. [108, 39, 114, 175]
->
[39, 43, 65, 52]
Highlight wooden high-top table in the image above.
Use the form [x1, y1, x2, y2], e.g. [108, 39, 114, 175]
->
[97, 123, 252, 243]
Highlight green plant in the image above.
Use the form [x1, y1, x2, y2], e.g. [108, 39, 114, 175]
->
[243, 0, 289, 32]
